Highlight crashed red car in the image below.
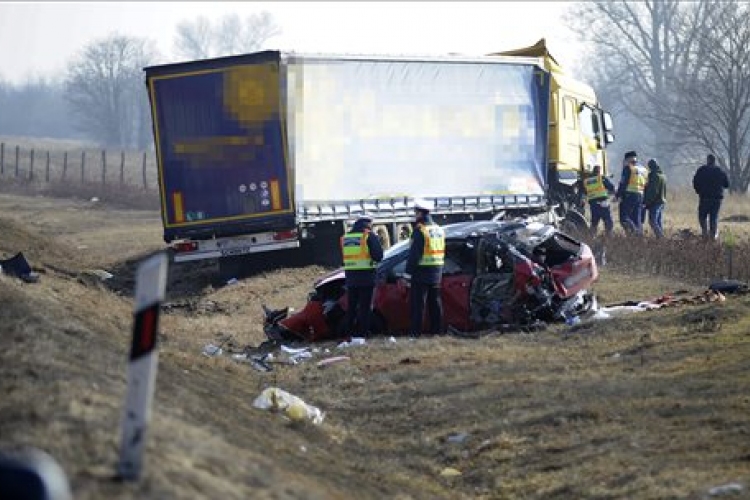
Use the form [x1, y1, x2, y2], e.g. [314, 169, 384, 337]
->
[263, 220, 598, 342]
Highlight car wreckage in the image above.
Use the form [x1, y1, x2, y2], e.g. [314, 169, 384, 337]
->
[263, 220, 599, 342]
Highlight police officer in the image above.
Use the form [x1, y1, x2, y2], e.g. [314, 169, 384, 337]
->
[616, 150, 648, 235]
[340, 214, 384, 337]
[583, 164, 616, 236]
[404, 199, 445, 337]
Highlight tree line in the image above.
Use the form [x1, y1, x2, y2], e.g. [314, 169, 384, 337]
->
[0, 12, 280, 150]
[3, 3, 749, 192]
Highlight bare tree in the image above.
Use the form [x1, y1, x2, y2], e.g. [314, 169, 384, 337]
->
[174, 15, 213, 60]
[669, 1, 750, 192]
[64, 33, 158, 148]
[563, 1, 725, 174]
[173, 11, 281, 60]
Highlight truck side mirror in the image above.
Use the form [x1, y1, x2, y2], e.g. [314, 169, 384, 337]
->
[604, 132, 615, 145]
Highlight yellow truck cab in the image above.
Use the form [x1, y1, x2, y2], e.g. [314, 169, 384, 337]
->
[490, 39, 615, 224]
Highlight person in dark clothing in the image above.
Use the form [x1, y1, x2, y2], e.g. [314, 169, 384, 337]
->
[616, 150, 648, 235]
[340, 214, 384, 337]
[404, 200, 445, 337]
[643, 158, 667, 238]
[692, 154, 730, 240]
[582, 165, 616, 236]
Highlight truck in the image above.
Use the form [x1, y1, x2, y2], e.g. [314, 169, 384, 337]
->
[490, 39, 615, 222]
[143, 42, 613, 276]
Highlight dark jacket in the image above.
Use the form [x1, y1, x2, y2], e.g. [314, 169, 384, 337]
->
[643, 162, 667, 208]
[693, 163, 730, 200]
[405, 215, 443, 285]
[343, 219, 384, 287]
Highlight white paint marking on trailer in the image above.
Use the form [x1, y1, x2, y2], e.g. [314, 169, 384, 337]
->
[117, 252, 168, 481]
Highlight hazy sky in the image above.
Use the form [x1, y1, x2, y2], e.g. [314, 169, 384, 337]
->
[0, 2, 580, 84]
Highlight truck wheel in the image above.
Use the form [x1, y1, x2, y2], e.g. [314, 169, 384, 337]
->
[373, 224, 391, 250]
[396, 223, 412, 242]
[561, 209, 588, 235]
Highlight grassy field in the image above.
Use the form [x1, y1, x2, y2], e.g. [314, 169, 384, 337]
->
[1, 186, 749, 499]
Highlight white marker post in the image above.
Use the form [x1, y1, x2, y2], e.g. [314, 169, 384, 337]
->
[117, 252, 168, 481]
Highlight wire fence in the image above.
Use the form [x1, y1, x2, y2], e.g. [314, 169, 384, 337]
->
[0, 142, 159, 190]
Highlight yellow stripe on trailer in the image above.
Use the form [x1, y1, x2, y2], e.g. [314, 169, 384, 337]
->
[172, 192, 185, 223]
[270, 179, 281, 211]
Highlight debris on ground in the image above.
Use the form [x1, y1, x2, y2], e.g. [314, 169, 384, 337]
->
[0, 252, 40, 283]
[252, 387, 325, 424]
[707, 482, 744, 497]
[316, 356, 350, 368]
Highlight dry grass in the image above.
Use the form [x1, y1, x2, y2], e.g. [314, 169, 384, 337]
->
[1, 185, 750, 499]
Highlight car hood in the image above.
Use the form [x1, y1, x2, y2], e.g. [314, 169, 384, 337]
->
[314, 268, 345, 288]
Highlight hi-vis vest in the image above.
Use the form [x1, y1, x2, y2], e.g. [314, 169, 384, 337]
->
[341, 231, 375, 270]
[626, 164, 647, 194]
[417, 223, 446, 267]
[584, 175, 608, 201]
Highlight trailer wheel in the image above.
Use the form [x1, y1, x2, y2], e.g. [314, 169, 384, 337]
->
[373, 224, 391, 250]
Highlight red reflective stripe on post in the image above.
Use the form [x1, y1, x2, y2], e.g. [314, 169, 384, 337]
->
[131, 304, 159, 361]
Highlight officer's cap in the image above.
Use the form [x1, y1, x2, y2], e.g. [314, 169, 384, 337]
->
[357, 213, 374, 224]
[413, 198, 433, 212]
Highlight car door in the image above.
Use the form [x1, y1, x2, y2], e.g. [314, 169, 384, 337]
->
[468, 236, 517, 329]
[372, 239, 473, 334]
[441, 241, 473, 332]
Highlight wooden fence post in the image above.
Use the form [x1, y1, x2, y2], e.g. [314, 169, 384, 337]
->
[15, 145, 19, 177]
[81, 151, 86, 184]
[62, 152, 68, 181]
[120, 151, 125, 185]
[29, 149, 35, 180]
[142, 151, 148, 190]
[45, 151, 50, 182]
[0, 143, 4, 175]
[101, 149, 107, 185]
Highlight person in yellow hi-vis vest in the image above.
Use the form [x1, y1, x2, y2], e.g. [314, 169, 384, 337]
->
[583, 165, 616, 236]
[340, 214, 384, 337]
[616, 150, 648, 235]
[403, 200, 446, 337]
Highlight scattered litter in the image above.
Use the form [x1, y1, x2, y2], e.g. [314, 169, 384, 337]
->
[399, 357, 421, 365]
[709, 280, 749, 294]
[446, 432, 470, 444]
[316, 356, 350, 368]
[337, 337, 366, 349]
[388, 336, 397, 343]
[202, 344, 223, 357]
[440, 467, 462, 477]
[0, 252, 40, 283]
[90, 197, 99, 203]
[79, 269, 114, 283]
[90, 269, 113, 280]
[708, 482, 744, 497]
[226, 278, 239, 286]
[252, 387, 325, 425]
[281, 345, 311, 355]
[564, 314, 581, 326]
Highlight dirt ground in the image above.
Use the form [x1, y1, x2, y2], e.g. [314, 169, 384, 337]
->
[1, 192, 749, 500]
